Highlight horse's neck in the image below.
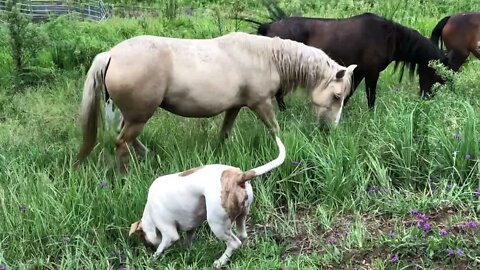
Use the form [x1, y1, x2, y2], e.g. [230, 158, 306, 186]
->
[269, 40, 328, 92]
[393, 28, 437, 64]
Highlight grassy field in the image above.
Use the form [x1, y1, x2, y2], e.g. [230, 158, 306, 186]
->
[1, 0, 480, 269]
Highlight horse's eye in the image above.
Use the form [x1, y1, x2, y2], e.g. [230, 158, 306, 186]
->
[333, 94, 341, 101]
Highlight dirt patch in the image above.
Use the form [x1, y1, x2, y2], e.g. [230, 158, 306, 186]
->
[247, 206, 477, 269]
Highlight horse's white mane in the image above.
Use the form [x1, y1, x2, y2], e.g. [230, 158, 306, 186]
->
[218, 32, 342, 94]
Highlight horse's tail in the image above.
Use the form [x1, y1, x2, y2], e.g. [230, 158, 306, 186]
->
[239, 1, 289, 36]
[238, 136, 286, 184]
[75, 51, 112, 166]
[430, 16, 450, 50]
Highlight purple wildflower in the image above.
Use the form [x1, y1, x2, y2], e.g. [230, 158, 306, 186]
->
[0, 266, 7, 270]
[474, 188, 480, 198]
[439, 229, 448, 236]
[382, 188, 389, 193]
[325, 238, 337, 244]
[423, 223, 431, 233]
[118, 267, 128, 270]
[417, 219, 425, 227]
[63, 236, 70, 244]
[99, 180, 108, 188]
[468, 221, 478, 229]
[291, 161, 303, 166]
[457, 249, 464, 255]
[19, 206, 28, 213]
[388, 232, 395, 238]
[410, 209, 419, 215]
[447, 248, 455, 255]
[391, 255, 399, 263]
[368, 186, 377, 194]
[466, 154, 471, 160]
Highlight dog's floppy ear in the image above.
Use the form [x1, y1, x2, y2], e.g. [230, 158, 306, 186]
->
[129, 221, 142, 236]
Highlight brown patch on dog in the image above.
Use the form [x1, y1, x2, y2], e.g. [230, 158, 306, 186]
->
[240, 170, 256, 183]
[179, 166, 205, 177]
[220, 168, 253, 220]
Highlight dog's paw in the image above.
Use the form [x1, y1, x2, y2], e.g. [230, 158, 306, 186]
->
[212, 259, 224, 269]
[238, 234, 247, 242]
[152, 252, 162, 259]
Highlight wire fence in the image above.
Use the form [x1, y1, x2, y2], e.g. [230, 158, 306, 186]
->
[0, 0, 109, 21]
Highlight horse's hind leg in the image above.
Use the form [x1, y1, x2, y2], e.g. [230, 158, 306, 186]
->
[249, 99, 280, 135]
[275, 92, 287, 111]
[117, 118, 147, 159]
[365, 73, 379, 109]
[115, 121, 147, 173]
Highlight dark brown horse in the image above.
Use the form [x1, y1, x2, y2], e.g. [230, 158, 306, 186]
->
[431, 12, 480, 71]
[244, 5, 450, 109]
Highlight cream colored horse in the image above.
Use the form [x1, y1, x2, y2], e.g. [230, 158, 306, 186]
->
[75, 32, 356, 172]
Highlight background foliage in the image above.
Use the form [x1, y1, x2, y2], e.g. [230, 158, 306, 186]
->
[0, 0, 479, 269]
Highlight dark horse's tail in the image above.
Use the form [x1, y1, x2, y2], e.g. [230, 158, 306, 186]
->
[430, 16, 451, 50]
[239, 1, 289, 35]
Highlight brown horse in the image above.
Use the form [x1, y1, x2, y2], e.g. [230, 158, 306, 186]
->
[430, 12, 480, 71]
[244, 4, 450, 110]
[75, 32, 356, 172]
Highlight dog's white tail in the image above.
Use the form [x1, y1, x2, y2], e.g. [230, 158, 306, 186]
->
[250, 136, 286, 177]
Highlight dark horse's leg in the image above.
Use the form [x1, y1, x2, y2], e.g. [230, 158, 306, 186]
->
[470, 41, 480, 59]
[448, 49, 469, 71]
[343, 72, 364, 106]
[219, 107, 241, 141]
[275, 92, 287, 111]
[365, 73, 380, 109]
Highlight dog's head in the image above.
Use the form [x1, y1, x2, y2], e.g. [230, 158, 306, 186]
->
[128, 220, 157, 251]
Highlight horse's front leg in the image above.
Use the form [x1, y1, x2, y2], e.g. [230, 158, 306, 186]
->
[219, 107, 241, 141]
[250, 99, 280, 135]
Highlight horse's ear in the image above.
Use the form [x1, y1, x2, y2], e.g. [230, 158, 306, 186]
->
[335, 69, 346, 79]
[346, 64, 357, 74]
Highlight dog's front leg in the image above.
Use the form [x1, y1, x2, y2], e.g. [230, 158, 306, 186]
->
[153, 227, 179, 258]
[185, 229, 196, 249]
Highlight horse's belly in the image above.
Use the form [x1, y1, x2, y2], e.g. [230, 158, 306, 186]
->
[160, 98, 238, 118]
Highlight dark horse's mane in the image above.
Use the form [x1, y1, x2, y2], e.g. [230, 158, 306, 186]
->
[243, 2, 448, 82]
[387, 14, 448, 81]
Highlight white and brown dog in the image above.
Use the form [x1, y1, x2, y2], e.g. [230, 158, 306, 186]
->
[129, 136, 286, 268]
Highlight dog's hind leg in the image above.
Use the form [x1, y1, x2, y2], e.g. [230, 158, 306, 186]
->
[208, 219, 242, 268]
[235, 212, 248, 242]
[153, 226, 180, 257]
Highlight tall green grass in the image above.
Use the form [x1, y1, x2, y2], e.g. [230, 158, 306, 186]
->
[1, 0, 480, 269]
